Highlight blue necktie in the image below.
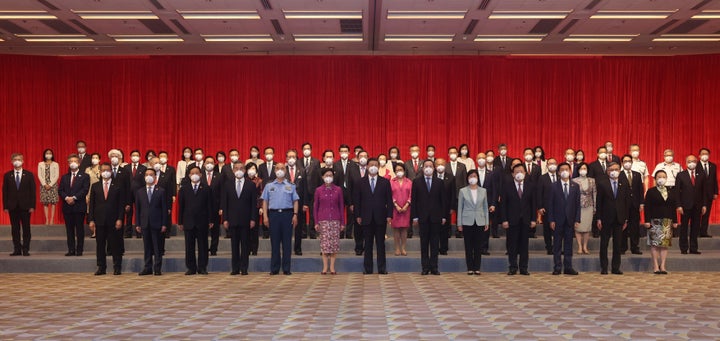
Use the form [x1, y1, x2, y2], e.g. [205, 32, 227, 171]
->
[564, 183, 568, 199]
[236, 180, 242, 198]
[193, 184, 198, 194]
[612, 181, 617, 198]
[147, 187, 153, 201]
[15, 172, 20, 190]
[371, 177, 375, 193]
[426, 177, 431, 192]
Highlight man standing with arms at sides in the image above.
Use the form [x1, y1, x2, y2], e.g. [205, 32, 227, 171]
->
[58, 154, 90, 256]
[88, 163, 125, 275]
[675, 155, 710, 255]
[285, 149, 306, 256]
[435, 158, 456, 256]
[335, 144, 356, 239]
[595, 163, 630, 275]
[698, 148, 717, 238]
[629, 144, 650, 191]
[136, 168, 168, 276]
[123, 150, 146, 239]
[494, 143, 511, 174]
[178, 166, 214, 275]
[501, 164, 538, 276]
[619, 155, 645, 255]
[3, 153, 35, 256]
[262, 163, 300, 275]
[300, 142, 320, 240]
[412, 159, 448, 275]
[405, 145, 422, 180]
[348, 150, 369, 255]
[354, 158, 393, 274]
[202, 156, 222, 256]
[221, 163, 258, 275]
[547, 162, 581, 276]
[76, 140, 92, 174]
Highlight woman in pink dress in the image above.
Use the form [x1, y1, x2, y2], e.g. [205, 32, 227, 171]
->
[390, 163, 412, 255]
[313, 168, 345, 274]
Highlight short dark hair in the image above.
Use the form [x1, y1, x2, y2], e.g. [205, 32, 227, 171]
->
[339, 144, 350, 151]
[158, 150, 168, 157]
[448, 146, 458, 152]
[216, 151, 226, 159]
[264, 146, 275, 154]
[353, 145, 363, 151]
[466, 169, 479, 181]
[100, 162, 111, 170]
[228, 148, 239, 154]
[654, 170, 667, 177]
[557, 162, 571, 170]
[130, 149, 140, 156]
[512, 163, 526, 172]
[322, 149, 334, 158]
[321, 168, 334, 176]
[621, 154, 632, 162]
[145, 168, 157, 176]
[302, 142, 312, 150]
[523, 148, 533, 154]
[145, 149, 156, 158]
[700, 147, 711, 154]
[194, 148, 203, 154]
[426, 144, 435, 150]
[597, 146, 607, 153]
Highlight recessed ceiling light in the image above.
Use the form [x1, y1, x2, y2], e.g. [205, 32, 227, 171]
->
[692, 10, 720, 19]
[109, 35, 184, 42]
[564, 34, 639, 42]
[72, 11, 158, 19]
[590, 10, 677, 19]
[177, 10, 260, 20]
[16, 34, 94, 42]
[202, 34, 274, 42]
[653, 34, 720, 42]
[474, 35, 545, 42]
[386, 11, 467, 19]
[0, 11, 56, 19]
[283, 10, 362, 19]
[384, 34, 455, 42]
[488, 11, 572, 19]
[293, 34, 363, 42]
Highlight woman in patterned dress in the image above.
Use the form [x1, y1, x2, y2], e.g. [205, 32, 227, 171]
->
[37, 149, 59, 225]
[313, 168, 345, 275]
[572, 163, 595, 254]
[643, 170, 678, 274]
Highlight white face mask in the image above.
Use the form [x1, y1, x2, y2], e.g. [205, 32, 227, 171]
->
[275, 170, 285, 178]
[701, 155, 709, 162]
[247, 169, 257, 177]
[194, 154, 203, 161]
[609, 170, 620, 179]
[411, 152, 419, 159]
[110, 157, 119, 166]
[359, 157, 368, 166]
[486, 156, 494, 164]
[687, 162, 697, 170]
[576, 155, 584, 161]
[579, 169, 588, 177]
[390, 153, 398, 159]
[323, 176, 334, 184]
[368, 166, 379, 175]
[623, 162, 632, 170]
[230, 155, 239, 163]
[184, 152, 192, 159]
[427, 151, 435, 158]
[235, 170, 245, 178]
[565, 154, 575, 162]
[655, 178, 667, 186]
[204, 164, 213, 171]
[190, 174, 201, 183]
[560, 170, 570, 179]
[379, 160, 387, 167]
[131, 156, 140, 163]
[631, 151, 640, 158]
[69, 162, 79, 171]
[499, 149, 507, 156]
[101, 171, 112, 179]
[340, 152, 349, 160]
[477, 159, 487, 167]
[436, 165, 445, 173]
[423, 167, 434, 176]
[265, 154, 274, 161]
[91, 158, 100, 166]
[12, 160, 22, 168]
[303, 149, 311, 157]
[524, 154, 533, 162]
[534, 152, 542, 158]
[145, 175, 154, 184]
[664, 156, 673, 163]
[468, 177, 478, 185]
[153, 163, 162, 171]
[515, 173, 525, 181]
[287, 158, 297, 166]
[77, 147, 86, 154]
[325, 157, 333, 165]
[251, 151, 259, 158]
[460, 150, 468, 156]
[45, 154, 53, 160]
[395, 171, 405, 178]
[606, 146, 613, 153]
[547, 164, 557, 172]
[449, 154, 458, 161]
[599, 153, 607, 161]
[159, 157, 167, 165]
[217, 156, 225, 163]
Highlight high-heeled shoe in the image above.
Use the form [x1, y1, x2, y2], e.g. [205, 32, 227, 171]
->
[330, 272, 337, 275]
[321, 271, 327, 275]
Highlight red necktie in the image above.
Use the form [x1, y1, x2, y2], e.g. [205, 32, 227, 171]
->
[691, 171, 695, 186]
[103, 181, 109, 199]
[290, 167, 295, 183]
[414, 160, 418, 172]
[207, 173, 212, 186]
[70, 173, 75, 187]
[132, 164, 136, 177]
[517, 183, 523, 198]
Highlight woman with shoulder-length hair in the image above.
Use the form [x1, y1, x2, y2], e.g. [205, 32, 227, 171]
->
[457, 169, 489, 275]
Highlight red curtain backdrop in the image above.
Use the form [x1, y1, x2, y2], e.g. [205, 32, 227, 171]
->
[0, 54, 719, 224]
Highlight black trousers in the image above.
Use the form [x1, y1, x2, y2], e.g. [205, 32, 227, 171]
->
[184, 226, 209, 272]
[700, 199, 714, 236]
[64, 212, 86, 254]
[680, 206, 702, 252]
[621, 207, 641, 253]
[294, 207, 306, 253]
[553, 222, 574, 271]
[599, 222, 623, 272]
[353, 216, 364, 253]
[96, 224, 122, 271]
[209, 215, 221, 253]
[123, 205, 139, 237]
[419, 222, 441, 272]
[9, 209, 31, 253]
[341, 205, 353, 239]
[479, 219, 491, 253]
[141, 227, 163, 272]
[159, 211, 172, 255]
[249, 213, 260, 254]
[462, 224, 484, 271]
[363, 222, 386, 273]
[230, 225, 250, 272]
[306, 198, 317, 239]
[542, 222, 553, 253]
[438, 220, 452, 253]
[507, 222, 530, 271]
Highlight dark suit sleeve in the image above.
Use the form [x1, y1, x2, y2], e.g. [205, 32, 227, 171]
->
[441, 180, 449, 221]
[352, 179, 361, 220]
[58, 175, 68, 200]
[117, 186, 125, 222]
[2, 174, 9, 210]
[219, 184, 227, 221]
[79, 176, 90, 201]
[500, 183, 508, 223]
[250, 183, 258, 221]
[29, 173, 36, 209]
[134, 189, 142, 227]
[547, 185, 555, 223]
[161, 189, 169, 227]
[177, 187, 185, 225]
[410, 179, 418, 220]
[206, 188, 214, 225]
[88, 184, 96, 222]
[385, 180, 393, 219]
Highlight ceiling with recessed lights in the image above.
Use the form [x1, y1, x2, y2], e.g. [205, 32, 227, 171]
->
[0, 0, 719, 56]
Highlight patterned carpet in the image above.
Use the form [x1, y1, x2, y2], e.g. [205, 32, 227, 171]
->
[1, 272, 718, 340]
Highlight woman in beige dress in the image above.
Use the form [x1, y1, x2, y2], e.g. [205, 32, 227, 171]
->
[572, 163, 595, 254]
[38, 149, 59, 225]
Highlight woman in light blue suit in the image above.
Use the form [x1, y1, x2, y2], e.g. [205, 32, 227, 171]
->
[457, 169, 489, 275]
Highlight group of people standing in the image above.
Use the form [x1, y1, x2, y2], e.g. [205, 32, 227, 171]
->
[3, 140, 716, 276]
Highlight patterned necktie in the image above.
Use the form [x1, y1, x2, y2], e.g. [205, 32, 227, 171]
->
[103, 181, 109, 199]
[371, 177, 375, 193]
[290, 167, 295, 183]
[236, 180, 242, 198]
[193, 184, 198, 194]
[517, 182, 523, 198]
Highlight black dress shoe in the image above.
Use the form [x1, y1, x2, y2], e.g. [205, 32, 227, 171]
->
[355, 251, 363, 256]
[65, 252, 75, 256]
[283, 271, 292, 275]
[378, 271, 388, 275]
[481, 251, 490, 256]
[601, 270, 608, 275]
[241, 271, 248, 276]
[660, 271, 668, 275]
[230, 271, 240, 275]
[564, 269, 579, 275]
[681, 250, 688, 254]
[251, 251, 258, 256]
[198, 270, 208, 275]
[9, 251, 21, 256]
[295, 251, 303, 256]
[552, 270, 561, 275]
[94, 269, 106, 275]
[654, 270, 662, 275]
[546, 250, 553, 255]
[519, 270, 530, 276]
[210, 251, 217, 256]
[611, 270, 623, 275]
[363, 271, 373, 275]
[431, 270, 441, 275]
[421, 270, 430, 275]
[154, 271, 162, 276]
[631, 250, 643, 255]
[270, 271, 279, 275]
[690, 251, 702, 254]
[507, 270, 517, 276]
[22, 251, 30, 256]
[113, 269, 121, 275]
[138, 270, 153, 276]
[439, 251, 448, 255]
[185, 270, 197, 275]
[76, 252, 83, 257]
[700, 234, 712, 238]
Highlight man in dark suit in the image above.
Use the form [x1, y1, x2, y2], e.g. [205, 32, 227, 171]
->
[619, 155, 645, 255]
[435, 158, 456, 255]
[698, 148, 717, 238]
[285, 150, 306, 255]
[405, 145, 422, 180]
[301, 143, 322, 240]
[494, 143, 512, 174]
[448, 147, 467, 239]
[347, 150, 369, 255]
[521, 148, 541, 184]
[588, 146, 610, 179]
[76, 140, 92, 174]
[222, 149, 242, 182]
[335, 144, 355, 239]
[200, 156, 223, 256]
[353, 158, 393, 274]
[501, 163, 539, 276]
[675, 155, 710, 254]
[150, 157, 176, 256]
[475, 152, 497, 254]
[123, 150, 146, 238]
[178, 166, 214, 275]
[135, 169, 169, 276]
[604, 141, 621, 165]
[547, 163, 581, 275]
[258, 147, 277, 184]
[411, 159, 448, 275]
[108, 149, 130, 254]
[3, 153, 36, 256]
[88, 163, 125, 275]
[221, 162, 258, 275]
[595, 162, 630, 274]
[537, 158, 559, 255]
[58, 154, 90, 256]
